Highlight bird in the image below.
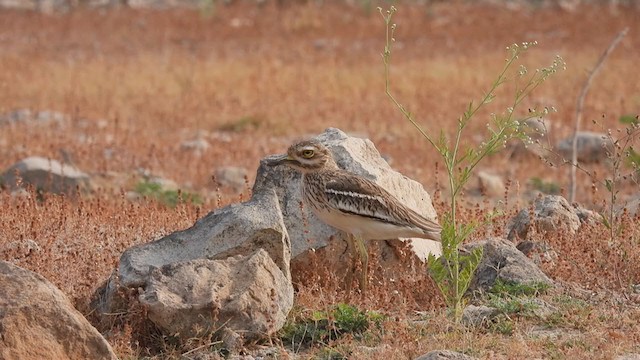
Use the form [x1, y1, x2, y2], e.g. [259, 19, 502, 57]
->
[268, 139, 442, 293]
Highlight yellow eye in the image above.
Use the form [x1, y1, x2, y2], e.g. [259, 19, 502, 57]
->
[301, 149, 315, 158]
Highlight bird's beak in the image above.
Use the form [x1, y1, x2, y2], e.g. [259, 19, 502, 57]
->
[265, 154, 294, 166]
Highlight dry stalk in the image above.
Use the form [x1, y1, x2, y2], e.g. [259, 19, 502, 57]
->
[569, 27, 629, 202]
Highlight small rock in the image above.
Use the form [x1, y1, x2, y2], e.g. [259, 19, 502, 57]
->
[556, 131, 613, 164]
[356, 344, 392, 356]
[507, 195, 581, 241]
[414, 350, 478, 360]
[127, 0, 200, 9]
[516, 240, 536, 255]
[616, 354, 640, 360]
[181, 138, 210, 153]
[0, 109, 68, 126]
[461, 305, 498, 327]
[476, 171, 504, 197]
[508, 117, 552, 160]
[1, 156, 91, 195]
[572, 204, 601, 224]
[522, 117, 550, 140]
[1, 239, 41, 260]
[617, 197, 640, 217]
[529, 298, 557, 320]
[527, 327, 582, 341]
[465, 238, 553, 292]
[214, 166, 249, 192]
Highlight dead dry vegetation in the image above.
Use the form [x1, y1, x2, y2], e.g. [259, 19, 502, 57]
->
[1, 1, 639, 359]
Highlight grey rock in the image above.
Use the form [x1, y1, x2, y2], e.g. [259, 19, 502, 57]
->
[461, 305, 498, 327]
[1, 239, 41, 261]
[127, 0, 200, 9]
[522, 117, 550, 140]
[466, 238, 553, 292]
[139, 249, 293, 342]
[0, 261, 117, 360]
[476, 170, 504, 197]
[573, 204, 601, 225]
[257, 127, 441, 264]
[507, 195, 581, 241]
[616, 354, 640, 360]
[115, 189, 290, 289]
[96, 189, 293, 345]
[556, 131, 613, 164]
[508, 117, 551, 159]
[0, 109, 68, 126]
[1, 156, 91, 195]
[214, 166, 249, 192]
[617, 196, 640, 217]
[414, 350, 478, 360]
[527, 327, 583, 341]
[181, 138, 210, 153]
[529, 298, 557, 320]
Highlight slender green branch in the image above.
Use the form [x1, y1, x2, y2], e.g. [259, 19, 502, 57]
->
[378, 6, 563, 322]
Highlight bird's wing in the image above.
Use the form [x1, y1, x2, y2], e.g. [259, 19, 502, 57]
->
[324, 172, 442, 238]
[323, 173, 403, 225]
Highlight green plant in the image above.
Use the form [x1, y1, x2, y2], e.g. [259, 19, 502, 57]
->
[490, 279, 551, 297]
[333, 303, 370, 334]
[317, 346, 350, 360]
[590, 115, 640, 241]
[488, 314, 515, 335]
[218, 115, 263, 132]
[486, 294, 540, 317]
[529, 177, 561, 194]
[134, 181, 202, 208]
[619, 115, 640, 176]
[279, 304, 385, 350]
[379, 6, 564, 322]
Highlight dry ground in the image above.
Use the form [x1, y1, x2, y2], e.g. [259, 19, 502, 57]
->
[0, 1, 639, 359]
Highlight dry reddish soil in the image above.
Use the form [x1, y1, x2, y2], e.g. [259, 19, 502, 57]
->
[0, 2, 639, 359]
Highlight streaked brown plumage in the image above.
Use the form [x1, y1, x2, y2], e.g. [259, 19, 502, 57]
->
[269, 139, 442, 292]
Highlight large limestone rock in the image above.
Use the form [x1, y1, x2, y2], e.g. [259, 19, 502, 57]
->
[257, 128, 441, 264]
[507, 195, 581, 241]
[1, 156, 91, 195]
[115, 190, 291, 289]
[465, 238, 553, 292]
[0, 261, 117, 360]
[96, 189, 294, 344]
[139, 249, 293, 342]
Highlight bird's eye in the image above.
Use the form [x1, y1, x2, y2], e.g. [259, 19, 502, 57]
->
[301, 149, 315, 159]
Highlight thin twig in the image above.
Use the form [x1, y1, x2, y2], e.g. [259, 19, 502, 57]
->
[180, 341, 223, 356]
[569, 27, 628, 202]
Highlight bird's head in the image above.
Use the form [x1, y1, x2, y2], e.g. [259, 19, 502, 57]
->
[268, 140, 335, 173]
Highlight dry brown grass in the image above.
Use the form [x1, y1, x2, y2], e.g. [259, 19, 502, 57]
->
[1, 1, 639, 359]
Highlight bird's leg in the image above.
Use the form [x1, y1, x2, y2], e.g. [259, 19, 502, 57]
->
[349, 233, 369, 294]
